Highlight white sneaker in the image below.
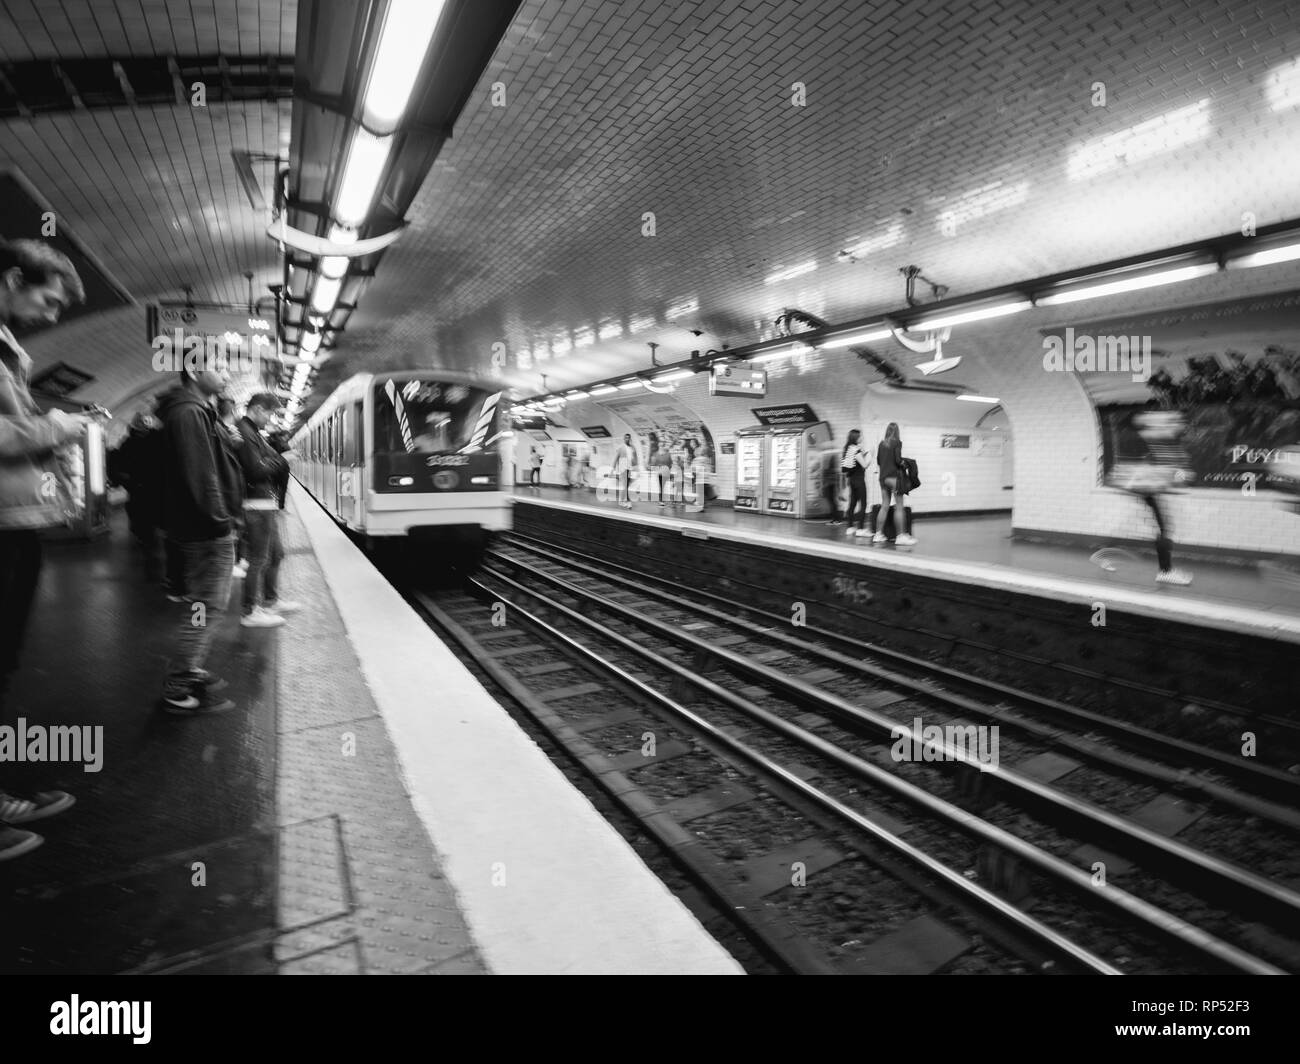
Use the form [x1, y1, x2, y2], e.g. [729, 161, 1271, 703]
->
[1156, 569, 1193, 586]
[845, 527, 857, 536]
[872, 532, 886, 543]
[265, 600, 301, 614]
[241, 607, 285, 628]
[895, 533, 917, 547]
[854, 529, 871, 537]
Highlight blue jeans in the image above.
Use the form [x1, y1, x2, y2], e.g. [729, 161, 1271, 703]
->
[242, 509, 283, 613]
[164, 533, 235, 695]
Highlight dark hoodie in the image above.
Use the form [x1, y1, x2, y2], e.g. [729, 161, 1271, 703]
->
[155, 385, 243, 541]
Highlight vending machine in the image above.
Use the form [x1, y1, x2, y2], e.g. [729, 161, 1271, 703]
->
[764, 421, 834, 518]
[733, 426, 768, 513]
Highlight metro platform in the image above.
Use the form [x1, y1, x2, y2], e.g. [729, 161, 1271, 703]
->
[0, 483, 741, 975]
[515, 485, 1300, 645]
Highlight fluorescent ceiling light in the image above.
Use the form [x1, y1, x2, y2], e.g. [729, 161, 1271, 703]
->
[320, 225, 356, 279]
[910, 300, 1031, 330]
[335, 129, 393, 227]
[617, 381, 643, 390]
[589, 385, 619, 396]
[573, 328, 595, 348]
[751, 346, 796, 363]
[628, 314, 657, 333]
[300, 331, 321, 356]
[362, 0, 448, 131]
[1035, 263, 1217, 305]
[552, 337, 572, 356]
[598, 320, 622, 341]
[666, 298, 698, 318]
[310, 275, 343, 315]
[1066, 100, 1210, 182]
[763, 260, 817, 285]
[819, 327, 892, 349]
[1266, 57, 1300, 112]
[1227, 240, 1300, 269]
[567, 390, 589, 398]
[654, 370, 692, 382]
[956, 394, 1001, 404]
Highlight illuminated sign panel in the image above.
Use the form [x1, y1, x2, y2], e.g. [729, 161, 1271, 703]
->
[710, 364, 768, 398]
[146, 303, 275, 390]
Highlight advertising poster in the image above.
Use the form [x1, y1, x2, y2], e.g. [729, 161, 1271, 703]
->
[1042, 291, 1300, 490]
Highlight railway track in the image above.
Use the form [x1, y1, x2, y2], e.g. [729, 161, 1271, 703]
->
[402, 534, 1300, 974]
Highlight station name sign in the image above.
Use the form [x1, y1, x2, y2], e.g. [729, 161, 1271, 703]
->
[752, 403, 818, 426]
[146, 303, 274, 378]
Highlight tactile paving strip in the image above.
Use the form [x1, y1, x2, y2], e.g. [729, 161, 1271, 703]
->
[272, 500, 488, 974]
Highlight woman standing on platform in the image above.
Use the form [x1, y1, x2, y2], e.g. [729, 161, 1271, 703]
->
[841, 429, 870, 537]
[875, 422, 916, 547]
[650, 439, 672, 508]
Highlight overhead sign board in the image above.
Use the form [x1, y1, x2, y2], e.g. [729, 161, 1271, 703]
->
[146, 303, 275, 386]
[752, 403, 818, 426]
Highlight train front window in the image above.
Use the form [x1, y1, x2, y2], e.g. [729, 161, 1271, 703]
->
[372, 378, 504, 457]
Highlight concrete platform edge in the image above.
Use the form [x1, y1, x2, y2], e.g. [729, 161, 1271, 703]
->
[286, 482, 743, 975]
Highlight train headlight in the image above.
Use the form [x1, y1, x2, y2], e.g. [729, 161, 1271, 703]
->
[470, 476, 492, 485]
[389, 476, 414, 487]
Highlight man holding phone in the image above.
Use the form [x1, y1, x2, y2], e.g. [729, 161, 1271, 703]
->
[0, 238, 89, 861]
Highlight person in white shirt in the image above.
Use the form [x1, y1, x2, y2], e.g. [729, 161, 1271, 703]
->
[613, 433, 638, 508]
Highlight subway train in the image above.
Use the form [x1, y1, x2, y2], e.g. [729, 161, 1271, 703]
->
[289, 370, 514, 552]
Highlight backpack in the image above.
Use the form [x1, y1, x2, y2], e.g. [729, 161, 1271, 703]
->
[900, 456, 920, 493]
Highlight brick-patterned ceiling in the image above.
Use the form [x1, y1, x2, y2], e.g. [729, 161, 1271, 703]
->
[6, 0, 1300, 414]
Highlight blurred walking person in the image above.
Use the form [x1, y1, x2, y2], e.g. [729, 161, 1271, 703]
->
[0, 238, 86, 860]
[1124, 410, 1194, 585]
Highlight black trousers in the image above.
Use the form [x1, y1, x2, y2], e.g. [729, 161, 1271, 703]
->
[846, 475, 867, 529]
[1141, 493, 1174, 571]
[0, 529, 43, 704]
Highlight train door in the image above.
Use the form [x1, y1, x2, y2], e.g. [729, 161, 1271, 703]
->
[323, 415, 337, 514]
[336, 406, 359, 525]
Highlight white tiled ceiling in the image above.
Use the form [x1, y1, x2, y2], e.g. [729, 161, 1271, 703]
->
[346, 0, 1300, 394]
[7, 0, 1300, 415]
[0, 0, 295, 61]
[3, 0, 294, 409]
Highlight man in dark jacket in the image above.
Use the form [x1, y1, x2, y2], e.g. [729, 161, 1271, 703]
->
[156, 365, 243, 714]
[235, 393, 298, 626]
[109, 410, 166, 585]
